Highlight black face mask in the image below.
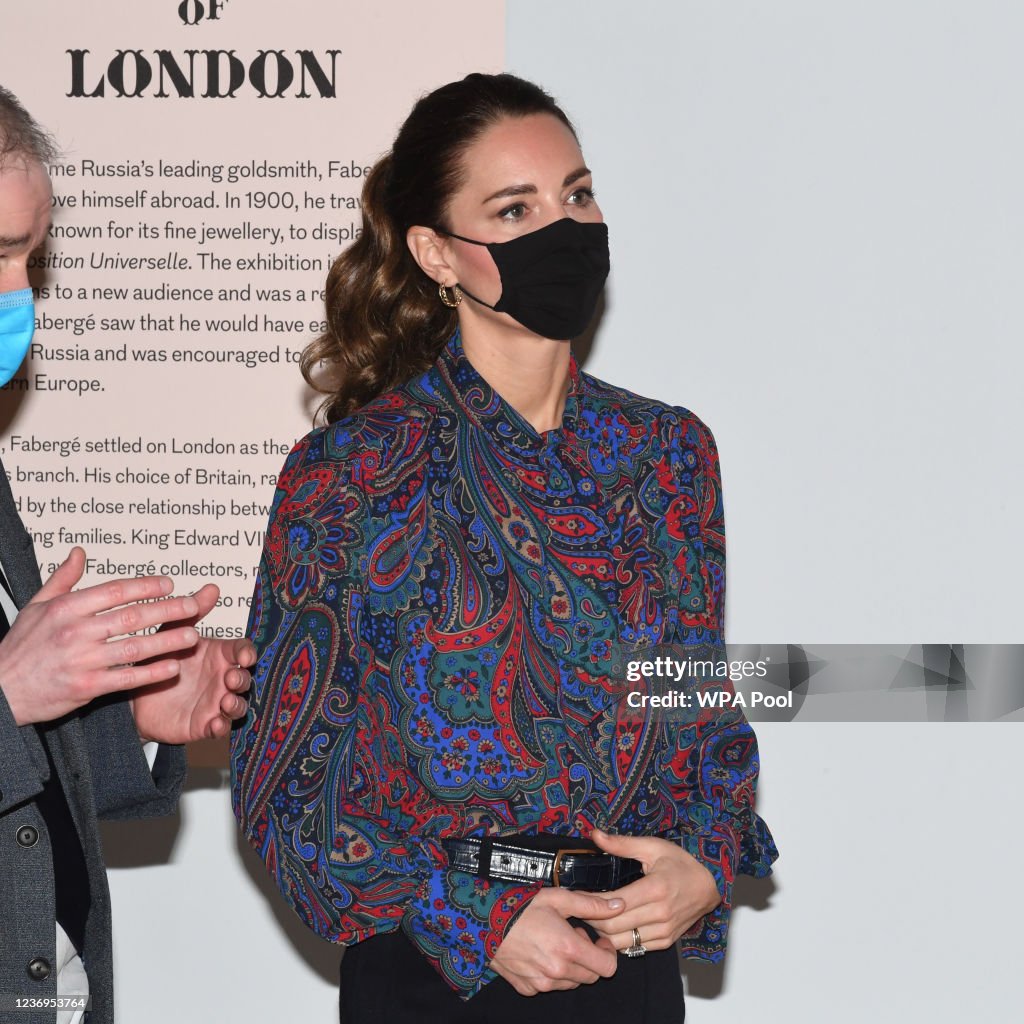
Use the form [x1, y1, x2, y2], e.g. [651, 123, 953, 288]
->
[442, 218, 610, 340]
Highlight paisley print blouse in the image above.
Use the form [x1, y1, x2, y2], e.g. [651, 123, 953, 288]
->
[231, 331, 777, 998]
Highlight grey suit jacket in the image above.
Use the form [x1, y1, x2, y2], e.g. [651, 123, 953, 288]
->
[0, 461, 187, 1024]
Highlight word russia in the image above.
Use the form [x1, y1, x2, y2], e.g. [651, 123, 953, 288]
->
[67, 48, 342, 99]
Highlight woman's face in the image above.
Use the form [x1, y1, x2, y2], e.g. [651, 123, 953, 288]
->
[441, 113, 603, 314]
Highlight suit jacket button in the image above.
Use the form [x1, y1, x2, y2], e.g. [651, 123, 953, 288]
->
[27, 958, 51, 981]
[17, 825, 39, 848]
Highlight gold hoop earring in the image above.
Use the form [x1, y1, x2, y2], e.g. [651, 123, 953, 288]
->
[438, 282, 463, 308]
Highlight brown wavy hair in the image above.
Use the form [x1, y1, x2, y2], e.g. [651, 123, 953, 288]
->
[301, 73, 576, 424]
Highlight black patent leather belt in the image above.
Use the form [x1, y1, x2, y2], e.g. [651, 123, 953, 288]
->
[442, 833, 644, 892]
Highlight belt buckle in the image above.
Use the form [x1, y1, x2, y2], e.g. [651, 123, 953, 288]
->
[552, 848, 595, 887]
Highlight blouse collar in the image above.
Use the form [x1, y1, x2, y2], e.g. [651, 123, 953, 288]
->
[435, 330, 583, 454]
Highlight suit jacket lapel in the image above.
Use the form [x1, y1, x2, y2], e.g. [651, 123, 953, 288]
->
[0, 457, 44, 607]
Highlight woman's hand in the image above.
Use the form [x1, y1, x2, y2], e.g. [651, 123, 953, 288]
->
[581, 830, 721, 952]
[489, 887, 623, 995]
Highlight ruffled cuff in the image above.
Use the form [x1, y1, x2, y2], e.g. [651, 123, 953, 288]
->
[677, 812, 779, 961]
[402, 869, 540, 1000]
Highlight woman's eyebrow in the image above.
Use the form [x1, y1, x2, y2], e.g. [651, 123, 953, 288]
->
[481, 167, 593, 205]
[563, 165, 591, 187]
[482, 182, 536, 204]
[0, 232, 31, 249]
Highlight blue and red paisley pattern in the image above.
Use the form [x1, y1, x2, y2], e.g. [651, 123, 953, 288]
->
[231, 331, 777, 998]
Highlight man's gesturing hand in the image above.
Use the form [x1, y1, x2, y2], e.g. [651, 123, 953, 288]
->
[0, 547, 213, 727]
[130, 582, 255, 744]
[489, 887, 623, 996]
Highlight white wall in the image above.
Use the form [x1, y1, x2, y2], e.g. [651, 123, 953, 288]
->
[104, 5, 1024, 1022]
[506, 2, 1024, 1020]
[104, 770, 341, 1023]
[507, 0, 1023, 643]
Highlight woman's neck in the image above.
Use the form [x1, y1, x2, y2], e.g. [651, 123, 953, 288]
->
[459, 323, 572, 434]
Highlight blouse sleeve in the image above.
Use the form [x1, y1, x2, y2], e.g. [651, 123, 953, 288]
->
[662, 413, 779, 960]
[230, 433, 538, 1000]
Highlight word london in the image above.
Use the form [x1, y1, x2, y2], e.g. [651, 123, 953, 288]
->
[67, 48, 341, 99]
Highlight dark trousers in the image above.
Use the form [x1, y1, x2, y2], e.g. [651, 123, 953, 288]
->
[340, 930, 685, 1024]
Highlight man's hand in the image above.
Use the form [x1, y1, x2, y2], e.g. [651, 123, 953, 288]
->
[0, 548, 212, 726]
[130, 583, 255, 744]
[489, 888, 623, 996]
[581, 830, 721, 952]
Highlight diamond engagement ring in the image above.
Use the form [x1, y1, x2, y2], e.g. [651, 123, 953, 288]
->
[624, 927, 647, 958]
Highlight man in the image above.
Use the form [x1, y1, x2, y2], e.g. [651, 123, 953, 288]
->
[0, 85, 256, 1023]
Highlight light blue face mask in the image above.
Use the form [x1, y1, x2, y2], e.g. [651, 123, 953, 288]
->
[0, 288, 35, 386]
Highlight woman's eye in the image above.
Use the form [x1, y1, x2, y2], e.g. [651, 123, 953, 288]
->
[567, 187, 595, 206]
[498, 202, 528, 221]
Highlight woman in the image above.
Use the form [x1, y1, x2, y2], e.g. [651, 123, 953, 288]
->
[231, 73, 777, 1023]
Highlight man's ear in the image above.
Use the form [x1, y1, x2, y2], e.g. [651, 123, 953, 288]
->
[406, 225, 456, 285]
